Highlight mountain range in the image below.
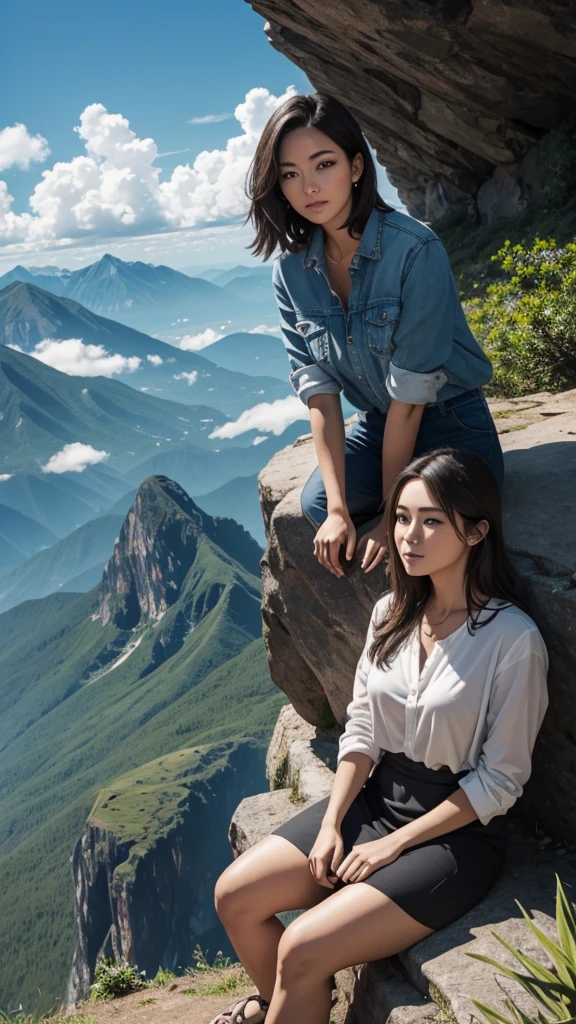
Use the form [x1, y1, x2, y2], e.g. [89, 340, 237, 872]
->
[0, 474, 285, 1013]
[0, 342, 304, 554]
[0, 255, 278, 336]
[0, 281, 289, 414]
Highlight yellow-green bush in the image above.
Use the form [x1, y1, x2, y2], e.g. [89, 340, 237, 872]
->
[468, 237, 576, 396]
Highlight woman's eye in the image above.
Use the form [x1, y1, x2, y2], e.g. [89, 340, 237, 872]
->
[424, 518, 441, 526]
[281, 171, 296, 180]
[318, 160, 335, 170]
[395, 514, 408, 524]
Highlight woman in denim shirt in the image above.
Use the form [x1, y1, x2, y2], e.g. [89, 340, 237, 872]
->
[247, 93, 503, 577]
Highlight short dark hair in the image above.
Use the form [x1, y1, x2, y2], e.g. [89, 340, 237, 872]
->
[369, 447, 527, 669]
[245, 92, 394, 260]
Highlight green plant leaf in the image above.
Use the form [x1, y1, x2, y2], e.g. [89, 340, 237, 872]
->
[513, 900, 576, 989]
[556, 876, 576, 965]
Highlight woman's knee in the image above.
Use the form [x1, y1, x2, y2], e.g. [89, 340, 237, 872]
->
[276, 920, 327, 984]
[214, 859, 256, 920]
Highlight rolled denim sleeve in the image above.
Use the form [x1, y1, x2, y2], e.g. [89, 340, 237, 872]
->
[272, 260, 342, 406]
[386, 239, 456, 405]
[458, 631, 549, 825]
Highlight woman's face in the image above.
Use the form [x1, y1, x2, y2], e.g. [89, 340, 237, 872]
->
[277, 125, 363, 228]
[394, 478, 487, 578]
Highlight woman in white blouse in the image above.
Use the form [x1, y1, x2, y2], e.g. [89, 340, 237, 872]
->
[211, 447, 549, 1024]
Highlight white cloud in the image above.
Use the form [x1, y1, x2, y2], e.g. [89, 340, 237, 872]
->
[0, 474, 13, 481]
[252, 435, 268, 445]
[209, 395, 307, 439]
[173, 370, 198, 386]
[247, 324, 282, 336]
[29, 338, 141, 377]
[0, 123, 50, 171]
[147, 353, 163, 365]
[188, 113, 233, 125]
[0, 86, 296, 246]
[179, 327, 223, 351]
[41, 442, 110, 475]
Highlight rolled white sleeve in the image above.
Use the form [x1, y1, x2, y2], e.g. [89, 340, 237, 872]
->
[459, 631, 549, 825]
[337, 604, 383, 766]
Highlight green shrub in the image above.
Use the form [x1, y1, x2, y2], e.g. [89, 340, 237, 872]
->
[153, 967, 176, 985]
[186, 945, 237, 974]
[89, 956, 145, 1000]
[465, 873, 576, 1024]
[468, 237, 576, 395]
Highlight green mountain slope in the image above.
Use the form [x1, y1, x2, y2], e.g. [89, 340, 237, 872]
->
[0, 476, 281, 1013]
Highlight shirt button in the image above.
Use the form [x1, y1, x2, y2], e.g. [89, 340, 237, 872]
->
[381, 312, 387, 320]
[347, 335, 353, 345]
[358, 374, 364, 380]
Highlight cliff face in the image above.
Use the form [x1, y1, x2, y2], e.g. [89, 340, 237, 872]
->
[67, 742, 266, 1004]
[246, 0, 576, 222]
[97, 475, 262, 629]
[258, 391, 576, 840]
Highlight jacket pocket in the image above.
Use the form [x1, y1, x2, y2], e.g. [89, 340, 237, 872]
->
[363, 301, 400, 356]
[294, 316, 330, 362]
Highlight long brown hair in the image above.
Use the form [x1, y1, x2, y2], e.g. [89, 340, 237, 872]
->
[369, 448, 526, 669]
[245, 92, 393, 260]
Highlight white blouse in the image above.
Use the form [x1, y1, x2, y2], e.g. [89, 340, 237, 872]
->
[337, 593, 549, 825]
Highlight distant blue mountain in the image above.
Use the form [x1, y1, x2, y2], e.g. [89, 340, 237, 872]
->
[205, 331, 287, 380]
[0, 282, 290, 415]
[0, 256, 278, 335]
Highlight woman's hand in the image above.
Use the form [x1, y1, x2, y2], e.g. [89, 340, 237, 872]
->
[308, 822, 345, 889]
[335, 833, 404, 884]
[356, 520, 387, 573]
[313, 510, 356, 576]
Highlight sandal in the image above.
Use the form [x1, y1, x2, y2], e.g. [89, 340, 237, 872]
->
[210, 993, 270, 1024]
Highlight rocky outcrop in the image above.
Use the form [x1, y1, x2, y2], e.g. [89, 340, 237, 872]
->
[67, 742, 266, 1005]
[230, 705, 338, 855]
[97, 475, 262, 628]
[258, 390, 576, 841]
[246, 0, 576, 222]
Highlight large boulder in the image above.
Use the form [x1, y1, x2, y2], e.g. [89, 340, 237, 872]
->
[245, 0, 576, 222]
[258, 390, 576, 843]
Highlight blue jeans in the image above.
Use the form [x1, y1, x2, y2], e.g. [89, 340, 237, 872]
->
[301, 389, 504, 534]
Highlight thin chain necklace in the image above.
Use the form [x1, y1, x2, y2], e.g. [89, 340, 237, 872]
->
[325, 245, 355, 265]
[422, 606, 468, 639]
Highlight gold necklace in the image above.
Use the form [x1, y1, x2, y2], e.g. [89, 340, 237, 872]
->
[422, 607, 468, 639]
[325, 245, 355, 265]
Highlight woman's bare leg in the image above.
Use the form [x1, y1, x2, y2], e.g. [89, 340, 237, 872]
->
[214, 834, 329, 1012]
[266, 882, 435, 1024]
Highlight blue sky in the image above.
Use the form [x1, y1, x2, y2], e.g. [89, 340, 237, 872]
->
[0, 0, 399, 272]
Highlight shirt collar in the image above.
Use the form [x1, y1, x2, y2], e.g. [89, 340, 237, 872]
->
[302, 204, 383, 268]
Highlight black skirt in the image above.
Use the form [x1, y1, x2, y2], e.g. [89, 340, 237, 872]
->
[272, 750, 509, 931]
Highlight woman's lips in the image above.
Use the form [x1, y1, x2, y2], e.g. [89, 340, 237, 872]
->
[403, 551, 424, 562]
[305, 200, 328, 211]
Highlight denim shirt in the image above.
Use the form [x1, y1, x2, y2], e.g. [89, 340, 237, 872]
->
[272, 207, 493, 412]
